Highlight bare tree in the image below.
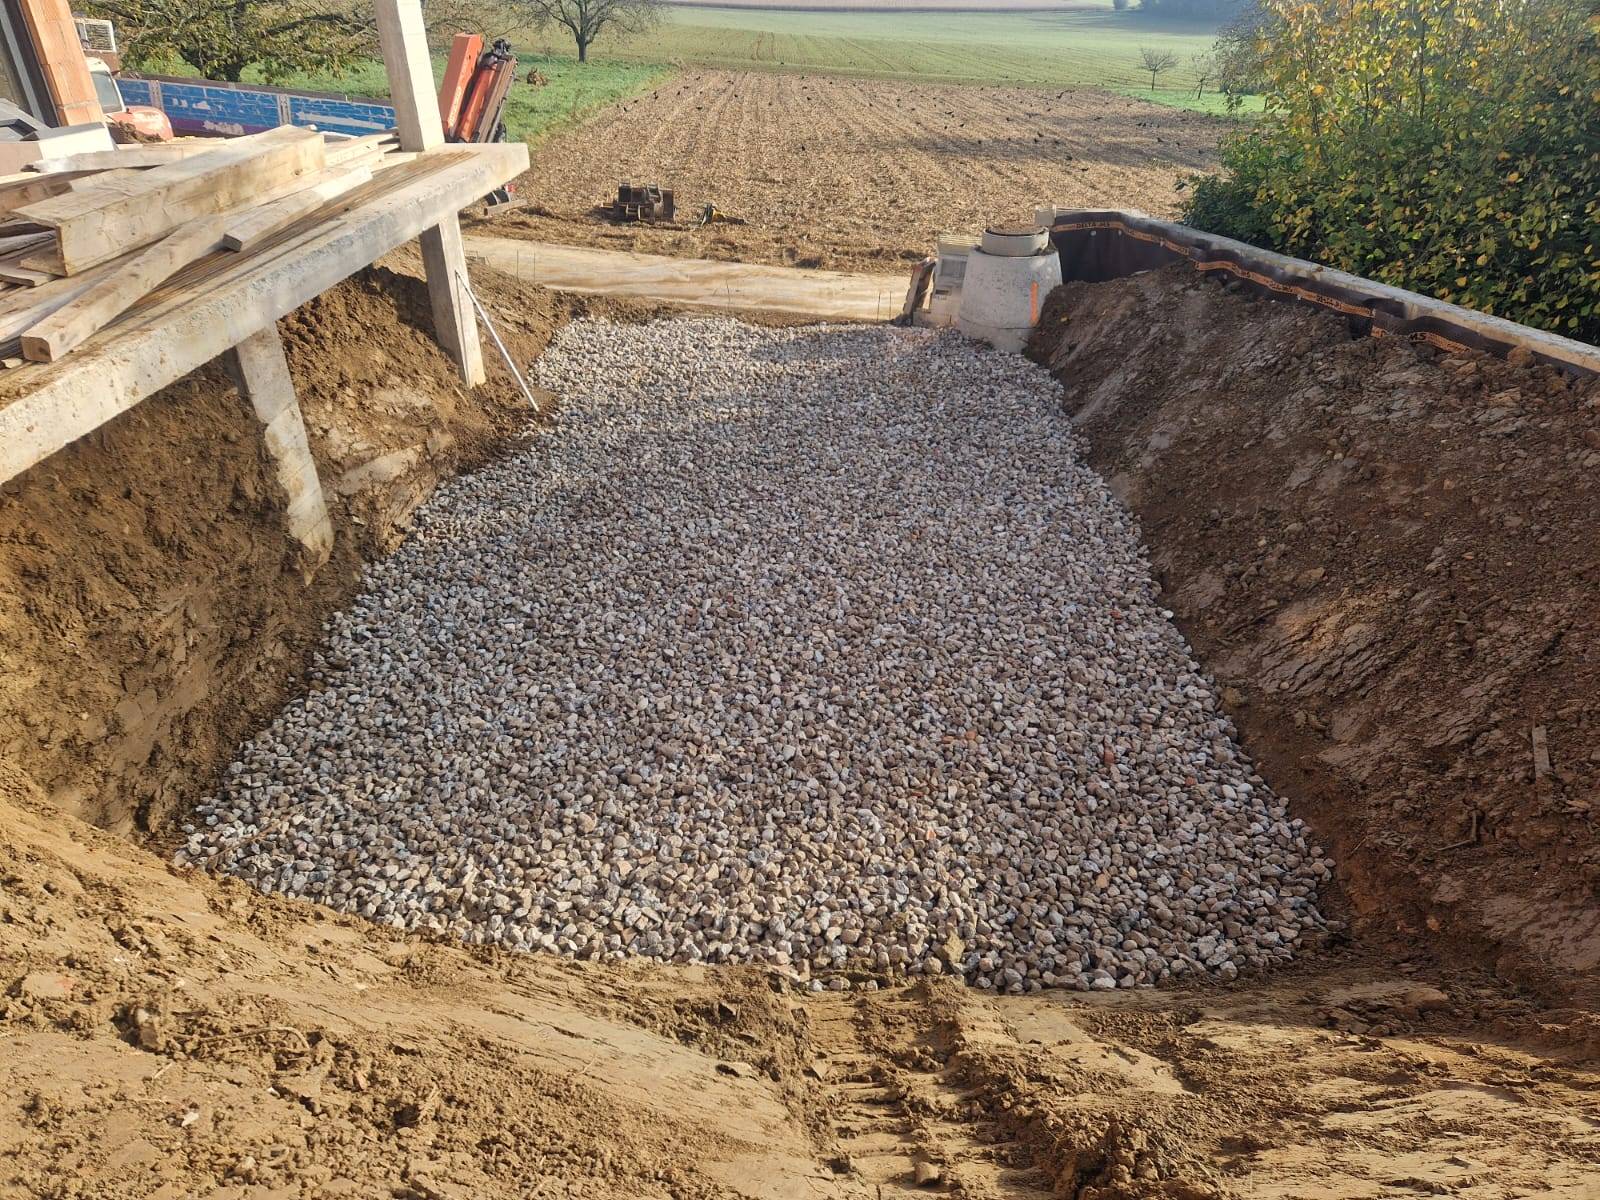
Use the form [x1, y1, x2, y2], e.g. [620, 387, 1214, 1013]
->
[1190, 51, 1218, 99]
[1137, 46, 1179, 90]
[1214, 1, 1274, 110]
[514, 0, 660, 62]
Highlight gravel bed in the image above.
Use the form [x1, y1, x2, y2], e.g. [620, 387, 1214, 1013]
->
[183, 318, 1333, 992]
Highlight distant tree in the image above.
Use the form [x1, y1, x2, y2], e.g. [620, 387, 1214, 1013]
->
[1190, 51, 1218, 98]
[1212, 1, 1272, 109]
[511, 0, 661, 63]
[1137, 46, 1179, 90]
[85, 0, 369, 82]
[1112, 0, 1130, 10]
[422, 0, 523, 41]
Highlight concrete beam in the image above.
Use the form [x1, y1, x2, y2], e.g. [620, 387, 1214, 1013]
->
[0, 143, 527, 488]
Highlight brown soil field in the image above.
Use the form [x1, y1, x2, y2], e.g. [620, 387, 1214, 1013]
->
[4, 255, 1600, 1195]
[488, 71, 1223, 273]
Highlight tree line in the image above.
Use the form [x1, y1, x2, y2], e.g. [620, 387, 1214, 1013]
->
[83, 0, 660, 82]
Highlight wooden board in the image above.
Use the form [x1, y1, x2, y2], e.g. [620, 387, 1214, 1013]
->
[22, 215, 229, 361]
[14, 126, 324, 275]
[0, 143, 526, 486]
[222, 167, 373, 252]
[0, 262, 57, 287]
[0, 173, 77, 214]
[26, 144, 224, 173]
[0, 257, 121, 348]
[326, 134, 398, 167]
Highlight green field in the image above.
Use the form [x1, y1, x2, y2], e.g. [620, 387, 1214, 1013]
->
[195, 55, 671, 144]
[528, 5, 1249, 112]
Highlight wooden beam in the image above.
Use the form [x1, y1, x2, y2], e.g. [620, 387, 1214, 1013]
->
[419, 220, 484, 385]
[21, 215, 228, 361]
[26, 144, 222, 173]
[15, 127, 324, 275]
[221, 167, 373, 252]
[376, 0, 485, 387]
[0, 143, 526, 486]
[18, 164, 381, 358]
[224, 327, 333, 568]
[0, 258, 120, 346]
[325, 134, 398, 167]
[0, 174, 77, 214]
[375, 0, 446, 151]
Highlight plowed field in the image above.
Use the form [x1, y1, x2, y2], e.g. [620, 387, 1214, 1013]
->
[493, 71, 1225, 272]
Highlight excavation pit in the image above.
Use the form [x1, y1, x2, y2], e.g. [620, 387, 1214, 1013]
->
[183, 317, 1333, 991]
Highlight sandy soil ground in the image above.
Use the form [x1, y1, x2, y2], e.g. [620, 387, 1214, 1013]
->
[5, 774, 1598, 1200]
[1029, 269, 1600, 1005]
[486, 71, 1223, 273]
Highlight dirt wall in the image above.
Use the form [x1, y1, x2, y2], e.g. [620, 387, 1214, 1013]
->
[0, 261, 632, 835]
[1029, 268, 1600, 1002]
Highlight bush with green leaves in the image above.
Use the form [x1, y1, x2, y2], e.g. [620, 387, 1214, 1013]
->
[1182, 0, 1600, 343]
[86, 0, 370, 82]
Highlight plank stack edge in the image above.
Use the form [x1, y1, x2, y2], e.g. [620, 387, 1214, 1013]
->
[0, 128, 408, 365]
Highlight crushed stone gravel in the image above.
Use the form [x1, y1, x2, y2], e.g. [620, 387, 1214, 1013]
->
[181, 317, 1333, 992]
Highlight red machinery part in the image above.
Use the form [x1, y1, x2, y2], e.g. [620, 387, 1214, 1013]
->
[437, 33, 483, 141]
[454, 40, 516, 143]
[107, 106, 172, 142]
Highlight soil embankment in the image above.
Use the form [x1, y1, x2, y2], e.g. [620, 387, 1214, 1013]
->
[1029, 267, 1600, 1000]
[0, 262, 646, 836]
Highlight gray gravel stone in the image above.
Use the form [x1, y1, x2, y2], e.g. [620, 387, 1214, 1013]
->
[181, 317, 1333, 990]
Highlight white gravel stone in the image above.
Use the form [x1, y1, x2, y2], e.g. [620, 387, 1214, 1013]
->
[182, 317, 1333, 990]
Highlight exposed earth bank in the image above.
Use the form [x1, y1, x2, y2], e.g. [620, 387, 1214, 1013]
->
[2, 258, 1598, 1197]
[0, 261, 648, 837]
[1029, 267, 1600, 1004]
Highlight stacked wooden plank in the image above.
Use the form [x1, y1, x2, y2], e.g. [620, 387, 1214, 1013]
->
[0, 127, 408, 365]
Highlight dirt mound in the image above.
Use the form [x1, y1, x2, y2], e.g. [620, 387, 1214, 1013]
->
[1028, 268, 1600, 1000]
[0, 259, 645, 836]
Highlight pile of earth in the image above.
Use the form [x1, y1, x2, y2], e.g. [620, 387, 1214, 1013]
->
[0, 257, 653, 837]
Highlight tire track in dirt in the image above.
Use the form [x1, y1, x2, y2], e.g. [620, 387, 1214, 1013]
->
[810, 990, 1057, 1199]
